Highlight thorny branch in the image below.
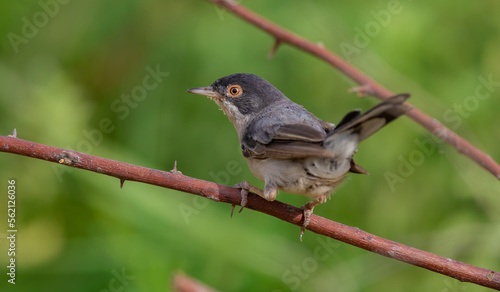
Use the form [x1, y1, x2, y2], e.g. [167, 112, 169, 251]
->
[208, 0, 500, 181]
[1, 136, 499, 290]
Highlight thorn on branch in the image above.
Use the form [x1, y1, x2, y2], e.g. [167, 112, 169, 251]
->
[8, 129, 17, 138]
[267, 39, 282, 60]
[230, 204, 235, 218]
[120, 179, 125, 189]
[348, 84, 374, 97]
[170, 160, 182, 174]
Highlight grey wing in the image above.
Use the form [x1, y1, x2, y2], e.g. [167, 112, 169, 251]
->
[242, 123, 335, 160]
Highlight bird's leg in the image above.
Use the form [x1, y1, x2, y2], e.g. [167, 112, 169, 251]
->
[300, 196, 328, 241]
[232, 181, 264, 216]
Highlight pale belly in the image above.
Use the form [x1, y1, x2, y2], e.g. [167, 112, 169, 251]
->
[246, 157, 350, 199]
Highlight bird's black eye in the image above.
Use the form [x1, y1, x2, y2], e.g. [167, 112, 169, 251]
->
[227, 85, 243, 97]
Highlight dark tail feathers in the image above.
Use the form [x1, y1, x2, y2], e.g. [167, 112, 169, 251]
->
[328, 94, 411, 143]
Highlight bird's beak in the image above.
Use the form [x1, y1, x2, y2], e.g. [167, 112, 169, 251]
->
[187, 87, 220, 99]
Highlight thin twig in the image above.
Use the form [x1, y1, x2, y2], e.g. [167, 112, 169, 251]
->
[1, 136, 498, 290]
[172, 272, 219, 292]
[208, 0, 500, 181]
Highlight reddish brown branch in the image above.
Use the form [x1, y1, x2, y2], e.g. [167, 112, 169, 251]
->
[208, 0, 500, 181]
[1, 136, 499, 290]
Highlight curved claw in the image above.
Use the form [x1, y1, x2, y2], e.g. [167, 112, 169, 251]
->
[233, 182, 248, 214]
[230, 204, 236, 218]
[238, 189, 248, 213]
[299, 201, 319, 242]
[238, 188, 248, 213]
[300, 207, 313, 242]
[233, 181, 263, 215]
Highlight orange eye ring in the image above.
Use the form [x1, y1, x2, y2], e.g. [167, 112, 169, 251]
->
[227, 85, 243, 97]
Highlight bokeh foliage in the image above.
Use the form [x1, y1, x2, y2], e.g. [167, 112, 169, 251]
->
[0, 1, 499, 291]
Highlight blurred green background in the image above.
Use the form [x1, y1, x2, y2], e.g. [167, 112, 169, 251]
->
[1, 1, 499, 291]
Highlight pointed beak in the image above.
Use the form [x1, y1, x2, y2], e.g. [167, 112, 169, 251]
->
[187, 87, 220, 98]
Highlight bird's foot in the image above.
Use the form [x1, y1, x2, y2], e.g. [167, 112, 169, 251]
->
[232, 181, 263, 217]
[300, 201, 318, 242]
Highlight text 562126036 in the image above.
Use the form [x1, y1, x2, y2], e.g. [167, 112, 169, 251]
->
[7, 179, 17, 285]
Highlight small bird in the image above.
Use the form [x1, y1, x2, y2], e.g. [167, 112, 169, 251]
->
[188, 73, 410, 240]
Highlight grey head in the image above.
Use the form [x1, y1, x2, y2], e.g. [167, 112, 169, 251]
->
[187, 73, 291, 131]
